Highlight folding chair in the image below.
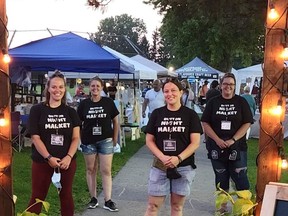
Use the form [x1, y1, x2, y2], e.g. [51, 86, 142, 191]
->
[11, 111, 24, 152]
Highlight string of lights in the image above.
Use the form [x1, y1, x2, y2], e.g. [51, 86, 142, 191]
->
[255, 2, 288, 206]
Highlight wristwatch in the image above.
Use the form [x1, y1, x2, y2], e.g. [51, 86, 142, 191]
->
[44, 154, 52, 162]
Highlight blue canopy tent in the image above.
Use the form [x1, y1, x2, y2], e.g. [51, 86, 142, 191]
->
[8, 32, 135, 84]
[176, 57, 222, 79]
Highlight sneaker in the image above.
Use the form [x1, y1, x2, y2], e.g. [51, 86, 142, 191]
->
[103, 199, 119, 212]
[87, 197, 99, 209]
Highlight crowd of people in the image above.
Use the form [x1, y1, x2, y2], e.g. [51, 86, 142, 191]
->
[25, 70, 256, 216]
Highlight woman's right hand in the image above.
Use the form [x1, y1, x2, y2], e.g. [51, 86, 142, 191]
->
[48, 156, 61, 168]
[216, 138, 229, 149]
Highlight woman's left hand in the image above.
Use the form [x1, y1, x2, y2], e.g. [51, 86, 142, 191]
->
[59, 155, 72, 170]
[164, 156, 178, 168]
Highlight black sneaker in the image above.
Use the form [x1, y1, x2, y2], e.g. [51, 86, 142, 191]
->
[87, 197, 99, 209]
[103, 199, 118, 212]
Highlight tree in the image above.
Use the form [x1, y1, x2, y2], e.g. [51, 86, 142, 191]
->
[92, 14, 149, 57]
[145, 0, 267, 72]
[149, 28, 170, 67]
[87, 0, 112, 8]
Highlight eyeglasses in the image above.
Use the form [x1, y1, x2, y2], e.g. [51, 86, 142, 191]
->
[222, 83, 235, 87]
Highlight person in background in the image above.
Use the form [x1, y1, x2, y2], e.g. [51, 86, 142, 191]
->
[107, 80, 117, 100]
[142, 83, 151, 98]
[77, 76, 119, 212]
[206, 80, 221, 103]
[66, 91, 74, 105]
[75, 84, 87, 97]
[101, 81, 109, 97]
[27, 70, 81, 216]
[181, 79, 195, 109]
[201, 73, 254, 214]
[144, 78, 203, 216]
[142, 79, 165, 118]
[199, 80, 209, 105]
[241, 86, 256, 140]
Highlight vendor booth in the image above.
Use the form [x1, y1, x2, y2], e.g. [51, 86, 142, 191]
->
[176, 57, 223, 79]
[131, 54, 177, 77]
[8, 32, 137, 148]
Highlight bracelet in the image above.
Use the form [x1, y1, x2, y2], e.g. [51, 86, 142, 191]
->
[177, 155, 183, 163]
[67, 154, 73, 159]
[44, 154, 52, 162]
[232, 137, 236, 142]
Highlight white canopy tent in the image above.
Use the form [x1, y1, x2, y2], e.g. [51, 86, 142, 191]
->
[232, 64, 263, 95]
[130, 54, 177, 77]
[103, 46, 158, 80]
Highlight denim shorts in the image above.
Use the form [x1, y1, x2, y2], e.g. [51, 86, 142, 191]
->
[148, 166, 196, 196]
[80, 138, 114, 155]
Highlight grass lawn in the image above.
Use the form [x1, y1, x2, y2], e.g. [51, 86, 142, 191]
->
[13, 134, 145, 215]
[247, 138, 288, 195]
[13, 136, 288, 215]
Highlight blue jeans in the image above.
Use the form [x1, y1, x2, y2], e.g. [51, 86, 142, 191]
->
[80, 138, 114, 155]
[210, 151, 250, 191]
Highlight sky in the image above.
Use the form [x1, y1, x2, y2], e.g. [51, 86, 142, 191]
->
[6, 0, 163, 48]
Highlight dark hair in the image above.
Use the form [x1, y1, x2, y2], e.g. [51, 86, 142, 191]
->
[211, 80, 219, 88]
[221, 72, 236, 84]
[89, 76, 104, 87]
[44, 70, 67, 105]
[162, 77, 183, 91]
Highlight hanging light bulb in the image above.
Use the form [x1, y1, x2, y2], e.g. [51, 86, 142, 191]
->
[270, 99, 283, 115]
[282, 46, 288, 60]
[268, 2, 279, 20]
[2, 49, 10, 64]
[0, 111, 6, 127]
[268, 6, 278, 20]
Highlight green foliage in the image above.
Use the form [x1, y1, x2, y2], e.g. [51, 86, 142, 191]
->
[145, 0, 266, 71]
[13, 134, 145, 215]
[17, 199, 50, 216]
[92, 14, 148, 57]
[215, 183, 257, 216]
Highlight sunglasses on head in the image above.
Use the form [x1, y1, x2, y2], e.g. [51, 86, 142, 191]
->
[49, 70, 65, 79]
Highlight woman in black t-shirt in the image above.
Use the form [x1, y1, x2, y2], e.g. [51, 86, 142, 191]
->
[27, 70, 81, 216]
[144, 78, 203, 216]
[201, 73, 254, 214]
[77, 76, 119, 212]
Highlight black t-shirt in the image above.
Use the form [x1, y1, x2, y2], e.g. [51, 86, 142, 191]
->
[206, 88, 221, 103]
[145, 106, 203, 166]
[28, 103, 81, 162]
[201, 95, 254, 150]
[77, 97, 119, 144]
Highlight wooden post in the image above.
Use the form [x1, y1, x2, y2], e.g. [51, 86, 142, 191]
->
[255, 1, 287, 215]
[0, 0, 14, 215]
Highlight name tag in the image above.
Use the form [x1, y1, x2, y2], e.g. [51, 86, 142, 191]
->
[51, 134, 64, 146]
[221, 121, 231, 130]
[163, 139, 176, 151]
[93, 126, 102, 135]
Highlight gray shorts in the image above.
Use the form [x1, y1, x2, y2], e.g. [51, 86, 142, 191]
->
[148, 166, 196, 196]
[80, 138, 114, 155]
